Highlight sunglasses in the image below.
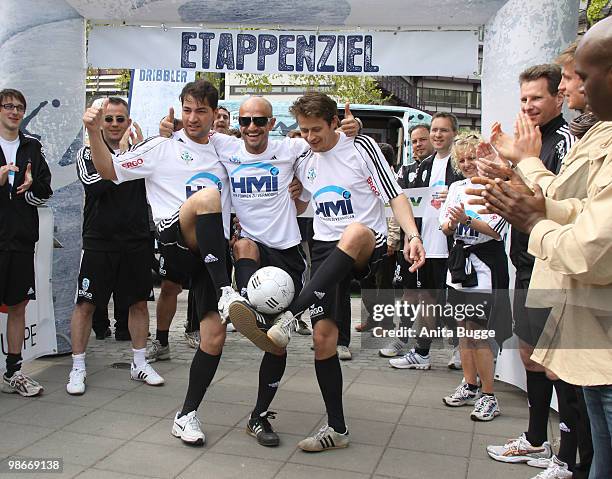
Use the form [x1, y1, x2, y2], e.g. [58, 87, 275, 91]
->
[238, 116, 269, 127]
[104, 116, 126, 123]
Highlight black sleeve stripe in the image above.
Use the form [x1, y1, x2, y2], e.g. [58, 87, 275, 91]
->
[115, 136, 167, 159]
[492, 218, 507, 234]
[25, 191, 47, 205]
[294, 148, 313, 172]
[354, 136, 401, 200]
[76, 148, 103, 185]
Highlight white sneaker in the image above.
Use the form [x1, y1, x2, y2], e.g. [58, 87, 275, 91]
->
[226, 322, 236, 332]
[297, 424, 349, 452]
[267, 311, 297, 349]
[337, 345, 352, 360]
[218, 286, 246, 323]
[442, 383, 481, 407]
[146, 339, 170, 362]
[447, 346, 462, 370]
[1, 371, 44, 397]
[184, 331, 200, 349]
[389, 349, 431, 369]
[172, 411, 205, 445]
[66, 368, 86, 395]
[530, 456, 572, 479]
[378, 339, 407, 357]
[487, 433, 553, 463]
[470, 394, 500, 421]
[130, 362, 165, 386]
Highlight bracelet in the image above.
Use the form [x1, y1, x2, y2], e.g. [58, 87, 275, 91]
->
[407, 233, 422, 243]
[465, 216, 473, 227]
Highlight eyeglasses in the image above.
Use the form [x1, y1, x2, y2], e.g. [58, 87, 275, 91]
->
[104, 116, 126, 123]
[238, 116, 269, 127]
[1, 103, 25, 113]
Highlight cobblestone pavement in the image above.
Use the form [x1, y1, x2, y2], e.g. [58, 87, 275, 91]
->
[0, 292, 559, 479]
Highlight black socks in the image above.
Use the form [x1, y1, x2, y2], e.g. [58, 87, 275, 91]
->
[180, 348, 221, 416]
[554, 380, 578, 471]
[525, 370, 553, 447]
[289, 247, 354, 316]
[195, 213, 230, 298]
[5, 353, 22, 378]
[315, 354, 346, 434]
[156, 329, 169, 347]
[235, 258, 259, 298]
[252, 352, 287, 418]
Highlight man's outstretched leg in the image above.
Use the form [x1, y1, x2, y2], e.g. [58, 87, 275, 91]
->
[268, 223, 376, 349]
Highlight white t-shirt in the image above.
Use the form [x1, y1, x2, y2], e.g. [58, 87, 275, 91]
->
[439, 178, 508, 290]
[421, 153, 450, 258]
[210, 133, 309, 249]
[112, 131, 231, 238]
[295, 133, 402, 245]
[0, 135, 20, 188]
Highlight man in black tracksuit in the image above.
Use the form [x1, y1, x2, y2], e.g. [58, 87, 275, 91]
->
[66, 97, 162, 396]
[0, 88, 52, 397]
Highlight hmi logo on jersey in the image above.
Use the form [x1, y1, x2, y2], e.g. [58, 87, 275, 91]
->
[185, 172, 223, 198]
[313, 185, 354, 220]
[230, 162, 279, 198]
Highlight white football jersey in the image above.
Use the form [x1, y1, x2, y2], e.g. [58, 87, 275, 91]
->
[295, 133, 402, 244]
[112, 131, 231, 237]
[210, 133, 309, 249]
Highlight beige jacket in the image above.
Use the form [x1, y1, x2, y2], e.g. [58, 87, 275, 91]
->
[518, 121, 612, 386]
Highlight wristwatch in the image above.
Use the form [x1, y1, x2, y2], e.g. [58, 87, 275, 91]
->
[407, 232, 422, 243]
[465, 216, 473, 227]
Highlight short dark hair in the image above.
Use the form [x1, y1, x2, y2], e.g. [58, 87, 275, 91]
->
[290, 92, 338, 125]
[218, 105, 230, 115]
[107, 97, 129, 111]
[408, 123, 430, 137]
[0, 88, 26, 110]
[431, 112, 458, 132]
[180, 80, 219, 109]
[378, 143, 395, 167]
[519, 64, 562, 95]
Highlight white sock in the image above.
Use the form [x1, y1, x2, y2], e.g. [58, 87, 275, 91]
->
[133, 348, 147, 367]
[72, 353, 86, 371]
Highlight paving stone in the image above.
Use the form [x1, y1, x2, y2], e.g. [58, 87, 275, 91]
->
[101, 389, 182, 418]
[64, 410, 159, 440]
[375, 448, 469, 478]
[177, 452, 283, 479]
[2, 401, 93, 429]
[16, 430, 121, 467]
[289, 442, 384, 474]
[344, 382, 413, 405]
[399, 404, 475, 432]
[276, 463, 369, 479]
[0, 421, 55, 454]
[95, 441, 201, 479]
[0, 460, 84, 479]
[74, 469, 146, 479]
[467, 457, 535, 479]
[343, 397, 405, 424]
[209, 428, 302, 462]
[389, 424, 472, 457]
[38, 385, 127, 409]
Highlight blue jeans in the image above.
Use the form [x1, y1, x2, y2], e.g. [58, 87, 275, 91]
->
[583, 386, 612, 479]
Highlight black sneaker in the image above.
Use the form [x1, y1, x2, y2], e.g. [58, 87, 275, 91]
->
[246, 411, 279, 447]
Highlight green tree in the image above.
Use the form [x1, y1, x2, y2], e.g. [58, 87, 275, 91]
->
[587, 0, 611, 26]
[234, 73, 390, 104]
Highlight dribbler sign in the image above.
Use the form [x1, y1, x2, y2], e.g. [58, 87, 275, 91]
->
[89, 27, 479, 77]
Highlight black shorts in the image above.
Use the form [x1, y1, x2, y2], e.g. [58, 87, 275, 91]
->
[76, 243, 153, 308]
[254, 241, 306, 297]
[512, 275, 551, 347]
[0, 251, 36, 306]
[308, 239, 386, 326]
[156, 213, 221, 318]
[447, 287, 491, 328]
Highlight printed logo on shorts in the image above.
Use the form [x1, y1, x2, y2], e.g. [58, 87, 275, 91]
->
[314, 291, 326, 300]
[27, 287, 35, 295]
[79, 277, 93, 299]
[309, 305, 324, 318]
[159, 256, 166, 276]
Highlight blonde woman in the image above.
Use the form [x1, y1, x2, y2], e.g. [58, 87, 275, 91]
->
[438, 133, 511, 421]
